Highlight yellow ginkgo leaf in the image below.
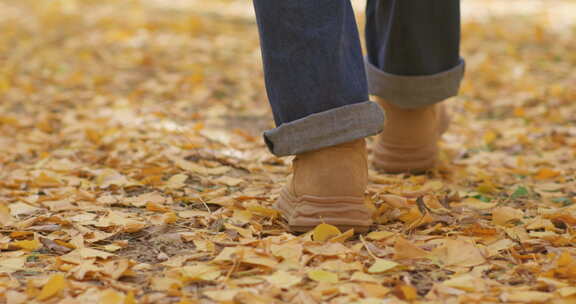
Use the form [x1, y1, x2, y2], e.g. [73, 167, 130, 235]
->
[307, 269, 338, 284]
[366, 231, 395, 241]
[368, 259, 399, 273]
[483, 130, 498, 145]
[329, 228, 354, 243]
[265, 271, 302, 289]
[124, 291, 136, 304]
[12, 239, 41, 251]
[37, 273, 66, 301]
[99, 289, 124, 304]
[535, 168, 560, 180]
[312, 223, 340, 242]
[397, 284, 418, 300]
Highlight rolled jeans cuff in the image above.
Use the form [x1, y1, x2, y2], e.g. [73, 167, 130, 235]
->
[263, 101, 385, 157]
[366, 58, 465, 109]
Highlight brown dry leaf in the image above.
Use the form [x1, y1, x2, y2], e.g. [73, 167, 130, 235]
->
[306, 242, 350, 256]
[534, 168, 560, 180]
[432, 239, 487, 267]
[96, 211, 146, 233]
[265, 270, 302, 288]
[492, 206, 524, 226]
[558, 287, 576, 297]
[0, 203, 14, 225]
[0, 257, 26, 273]
[167, 154, 231, 176]
[204, 289, 253, 302]
[393, 237, 429, 260]
[380, 194, 408, 208]
[487, 238, 516, 257]
[350, 272, 379, 283]
[164, 174, 188, 189]
[502, 291, 554, 303]
[441, 274, 484, 292]
[9, 202, 41, 217]
[180, 264, 221, 281]
[214, 176, 244, 186]
[366, 231, 395, 241]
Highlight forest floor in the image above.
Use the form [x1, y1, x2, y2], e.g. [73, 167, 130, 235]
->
[1, 0, 576, 303]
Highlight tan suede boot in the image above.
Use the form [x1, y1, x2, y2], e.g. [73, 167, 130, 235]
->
[372, 97, 450, 173]
[275, 139, 374, 232]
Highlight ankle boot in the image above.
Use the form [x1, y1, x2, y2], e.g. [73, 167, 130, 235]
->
[275, 139, 374, 232]
[372, 97, 450, 173]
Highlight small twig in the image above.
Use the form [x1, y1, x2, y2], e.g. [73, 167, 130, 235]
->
[198, 197, 212, 215]
[359, 235, 378, 260]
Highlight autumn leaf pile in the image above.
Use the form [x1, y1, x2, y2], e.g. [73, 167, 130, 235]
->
[1, 1, 575, 303]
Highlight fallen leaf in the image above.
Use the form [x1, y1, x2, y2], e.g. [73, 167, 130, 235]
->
[312, 223, 341, 242]
[37, 273, 66, 301]
[502, 291, 554, 303]
[432, 239, 487, 267]
[265, 271, 302, 288]
[441, 274, 482, 292]
[0, 257, 25, 273]
[393, 237, 429, 260]
[11, 239, 42, 251]
[368, 259, 399, 273]
[307, 269, 338, 284]
[99, 289, 124, 304]
[366, 231, 395, 241]
[492, 206, 524, 226]
[535, 168, 560, 180]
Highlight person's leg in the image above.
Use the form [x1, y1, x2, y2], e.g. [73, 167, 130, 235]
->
[253, 0, 384, 157]
[253, 0, 383, 231]
[365, 0, 464, 173]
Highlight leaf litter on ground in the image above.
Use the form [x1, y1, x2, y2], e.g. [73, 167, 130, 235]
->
[0, 0, 576, 303]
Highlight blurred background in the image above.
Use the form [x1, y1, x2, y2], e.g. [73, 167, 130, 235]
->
[1, 0, 575, 137]
[1, 0, 575, 179]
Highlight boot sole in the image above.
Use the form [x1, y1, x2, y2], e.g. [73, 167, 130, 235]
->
[275, 187, 373, 233]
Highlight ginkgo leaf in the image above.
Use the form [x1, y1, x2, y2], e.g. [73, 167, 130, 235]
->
[37, 273, 66, 301]
[312, 223, 340, 242]
[368, 259, 399, 273]
[534, 168, 560, 180]
[124, 291, 136, 304]
[307, 269, 338, 283]
[0, 257, 26, 273]
[396, 284, 418, 301]
[99, 289, 124, 304]
[366, 231, 395, 241]
[502, 291, 554, 303]
[265, 271, 302, 289]
[12, 239, 42, 251]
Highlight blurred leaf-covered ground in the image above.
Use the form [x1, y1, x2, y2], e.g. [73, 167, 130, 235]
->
[1, 0, 576, 303]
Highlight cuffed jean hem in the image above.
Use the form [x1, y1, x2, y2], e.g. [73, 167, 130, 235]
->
[366, 58, 466, 109]
[263, 101, 385, 157]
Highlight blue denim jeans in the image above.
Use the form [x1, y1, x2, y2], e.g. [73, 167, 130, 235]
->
[253, 0, 465, 156]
